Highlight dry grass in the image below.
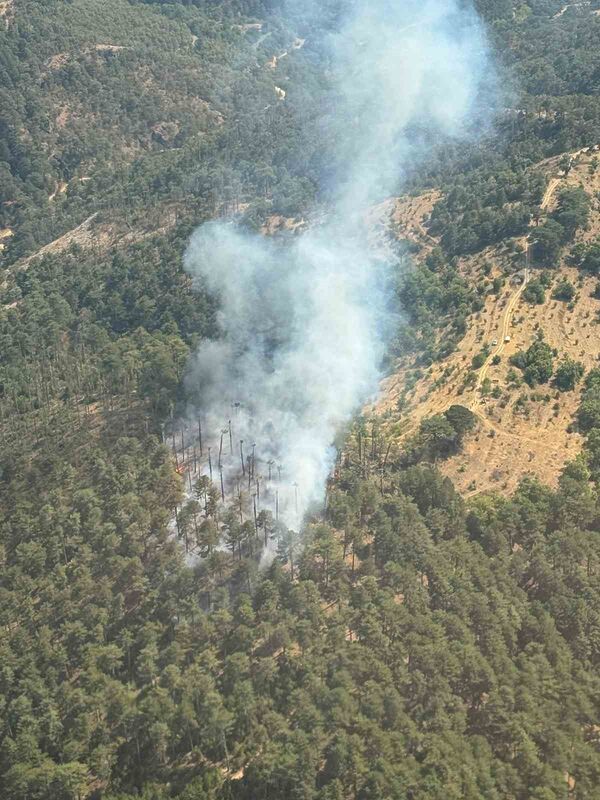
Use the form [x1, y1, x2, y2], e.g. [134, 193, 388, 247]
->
[372, 147, 600, 496]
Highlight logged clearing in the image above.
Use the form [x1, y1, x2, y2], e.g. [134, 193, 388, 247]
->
[17, 214, 100, 267]
[12, 205, 182, 274]
[372, 147, 600, 496]
[94, 43, 125, 52]
[48, 181, 68, 201]
[261, 214, 306, 235]
[0, 0, 13, 23]
[552, 2, 591, 19]
[0, 227, 13, 254]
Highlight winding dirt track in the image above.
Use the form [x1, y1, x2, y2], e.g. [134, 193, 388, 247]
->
[374, 156, 584, 465]
[470, 176, 562, 410]
[541, 177, 561, 211]
[471, 264, 528, 400]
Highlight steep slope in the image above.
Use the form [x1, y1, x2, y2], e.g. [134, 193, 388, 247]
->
[5, 3, 600, 800]
[374, 145, 600, 495]
[0, 0, 323, 265]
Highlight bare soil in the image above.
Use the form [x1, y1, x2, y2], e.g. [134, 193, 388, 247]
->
[372, 147, 600, 496]
[0, 228, 13, 252]
[48, 181, 68, 202]
[261, 214, 306, 236]
[0, 0, 13, 24]
[11, 204, 183, 276]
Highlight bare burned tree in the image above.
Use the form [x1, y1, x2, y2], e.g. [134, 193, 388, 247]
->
[168, 407, 323, 566]
[219, 428, 227, 469]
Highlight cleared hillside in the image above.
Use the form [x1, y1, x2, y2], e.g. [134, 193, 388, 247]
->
[373, 145, 600, 495]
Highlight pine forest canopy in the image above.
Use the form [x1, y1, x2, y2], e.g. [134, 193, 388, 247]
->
[2, 0, 600, 799]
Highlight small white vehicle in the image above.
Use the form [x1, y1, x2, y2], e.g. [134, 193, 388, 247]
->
[492, 339, 498, 346]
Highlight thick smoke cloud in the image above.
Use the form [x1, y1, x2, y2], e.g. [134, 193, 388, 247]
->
[184, 0, 493, 531]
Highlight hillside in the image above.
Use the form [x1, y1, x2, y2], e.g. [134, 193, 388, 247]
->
[373, 145, 600, 495]
[5, 2, 600, 800]
[0, 0, 324, 265]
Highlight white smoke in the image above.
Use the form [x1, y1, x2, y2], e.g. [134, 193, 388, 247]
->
[184, 0, 493, 531]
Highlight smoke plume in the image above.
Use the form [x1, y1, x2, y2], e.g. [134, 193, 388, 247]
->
[184, 0, 493, 532]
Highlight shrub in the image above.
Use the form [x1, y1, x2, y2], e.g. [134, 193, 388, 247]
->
[510, 337, 554, 387]
[552, 279, 575, 301]
[471, 347, 490, 370]
[554, 358, 584, 392]
[523, 279, 545, 304]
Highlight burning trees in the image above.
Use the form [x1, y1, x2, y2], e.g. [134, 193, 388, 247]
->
[167, 410, 304, 567]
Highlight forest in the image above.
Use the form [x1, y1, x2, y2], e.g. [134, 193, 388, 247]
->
[3, 0, 600, 798]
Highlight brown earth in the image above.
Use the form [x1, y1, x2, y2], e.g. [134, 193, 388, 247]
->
[366, 190, 441, 258]
[94, 43, 125, 52]
[371, 146, 600, 496]
[48, 181, 68, 202]
[9, 204, 182, 275]
[0, 228, 13, 252]
[261, 214, 307, 236]
[46, 53, 70, 71]
[0, 0, 13, 25]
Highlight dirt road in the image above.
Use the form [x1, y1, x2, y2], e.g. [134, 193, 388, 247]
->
[470, 173, 563, 406]
[372, 145, 600, 496]
[540, 177, 561, 211]
[552, 2, 590, 19]
[11, 213, 99, 273]
[471, 267, 528, 401]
